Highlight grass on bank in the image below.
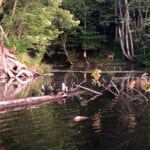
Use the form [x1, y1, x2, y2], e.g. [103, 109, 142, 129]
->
[17, 52, 51, 74]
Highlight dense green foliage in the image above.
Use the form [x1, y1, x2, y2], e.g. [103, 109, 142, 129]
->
[0, 0, 150, 65]
[0, 0, 79, 63]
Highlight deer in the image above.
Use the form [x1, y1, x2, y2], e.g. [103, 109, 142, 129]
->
[107, 52, 114, 60]
[9, 46, 16, 55]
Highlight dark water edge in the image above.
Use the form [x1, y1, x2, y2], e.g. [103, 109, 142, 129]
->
[0, 66, 149, 150]
[0, 94, 149, 150]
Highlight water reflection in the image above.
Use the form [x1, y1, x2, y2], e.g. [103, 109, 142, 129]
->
[0, 94, 149, 150]
[91, 113, 101, 133]
[0, 69, 149, 150]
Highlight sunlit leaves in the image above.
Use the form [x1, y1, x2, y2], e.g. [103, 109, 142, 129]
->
[0, 0, 79, 63]
[145, 88, 150, 92]
[91, 68, 102, 86]
[91, 68, 101, 81]
[129, 73, 150, 93]
[140, 78, 150, 93]
[129, 80, 136, 89]
[54, 8, 80, 31]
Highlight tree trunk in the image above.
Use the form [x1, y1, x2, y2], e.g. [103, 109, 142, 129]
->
[12, 0, 18, 17]
[6, 0, 18, 35]
[125, 0, 134, 58]
[118, 0, 134, 61]
[61, 32, 73, 65]
[115, 0, 118, 41]
[83, 2, 89, 66]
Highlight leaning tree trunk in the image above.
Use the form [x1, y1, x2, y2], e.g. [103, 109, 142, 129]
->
[61, 32, 73, 65]
[83, 2, 89, 66]
[118, 0, 135, 61]
[11, 0, 18, 18]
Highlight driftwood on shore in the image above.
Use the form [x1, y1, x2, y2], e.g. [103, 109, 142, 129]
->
[0, 34, 41, 79]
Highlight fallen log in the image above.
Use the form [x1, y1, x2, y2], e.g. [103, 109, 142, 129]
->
[0, 93, 67, 106]
[0, 90, 87, 114]
[0, 93, 67, 114]
[75, 84, 102, 95]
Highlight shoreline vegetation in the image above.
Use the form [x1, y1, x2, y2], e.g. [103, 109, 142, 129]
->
[0, 0, 149, 69]
[0, 34, 42, 80]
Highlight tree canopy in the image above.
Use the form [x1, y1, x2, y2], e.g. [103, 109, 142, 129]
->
[0, 0, 150, 66]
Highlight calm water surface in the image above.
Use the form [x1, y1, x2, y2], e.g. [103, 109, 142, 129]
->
[0, 68, 149, 150]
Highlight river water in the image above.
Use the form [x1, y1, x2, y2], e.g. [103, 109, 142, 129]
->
[0, 67, 149, 150]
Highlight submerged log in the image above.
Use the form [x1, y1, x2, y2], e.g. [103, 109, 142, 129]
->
[0, 93, 67, 113]
[0, 93, 67, 106]
[0, 91, 86, 113]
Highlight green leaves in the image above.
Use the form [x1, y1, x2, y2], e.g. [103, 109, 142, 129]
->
[0, 0, 79, 63]
[54, 8, 80, 31]
[91, 68, 102, 86]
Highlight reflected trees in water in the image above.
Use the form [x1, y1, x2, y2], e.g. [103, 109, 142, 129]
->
[0, 69, 149, 150]
[0, 69, 149, 114]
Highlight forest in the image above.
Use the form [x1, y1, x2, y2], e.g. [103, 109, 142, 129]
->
[0, 0, 150, 68]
